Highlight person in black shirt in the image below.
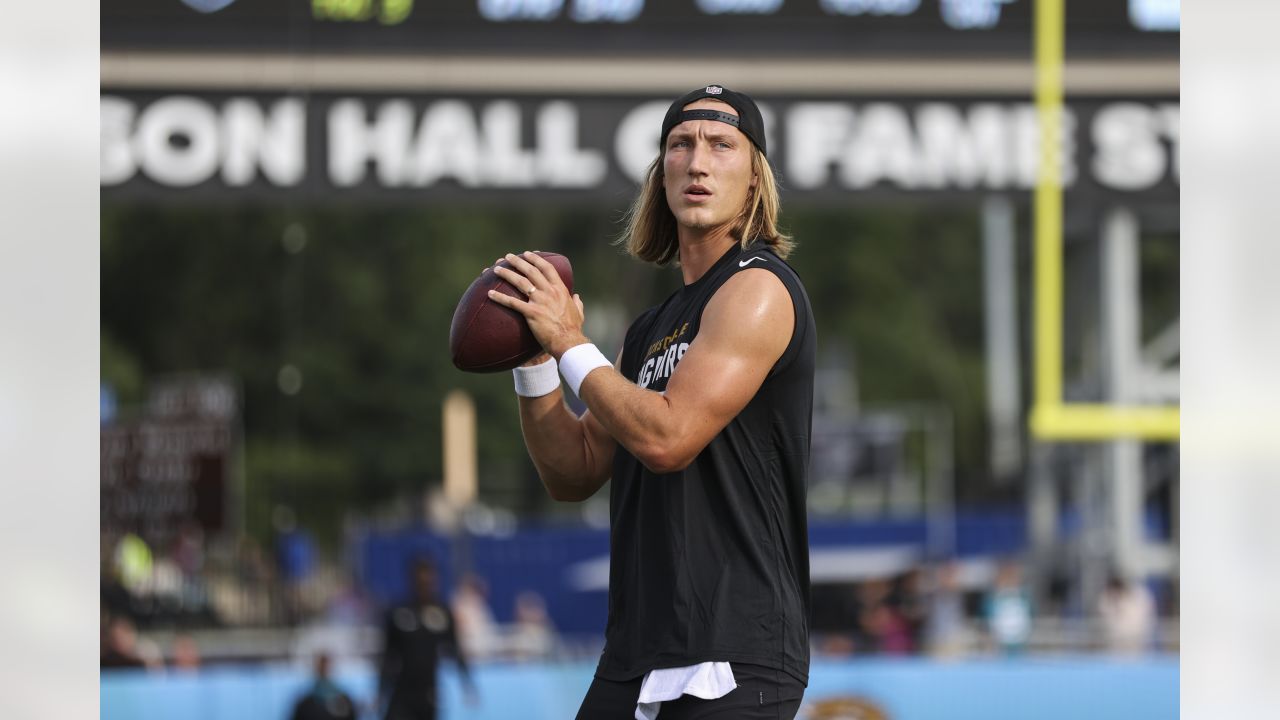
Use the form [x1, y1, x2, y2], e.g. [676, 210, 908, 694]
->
[289, 653, 357, 720]
[489, 84, 814, 719]
[378, 559, 478, 720]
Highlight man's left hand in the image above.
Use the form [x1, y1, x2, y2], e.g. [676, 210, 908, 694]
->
[489, 251, 588, 359]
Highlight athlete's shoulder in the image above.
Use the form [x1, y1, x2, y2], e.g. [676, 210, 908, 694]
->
[733, 242, 804, 282]
[715, 243, 799, 300]
[713, 265, 792, 314]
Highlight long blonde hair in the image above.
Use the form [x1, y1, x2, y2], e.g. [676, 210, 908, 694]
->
[618, 146, 793, 266]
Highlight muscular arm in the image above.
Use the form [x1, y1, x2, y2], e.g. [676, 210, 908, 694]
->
[578, 269, 793, 473]
[492, 252, 794, 476]
[516, 353, 619, 502]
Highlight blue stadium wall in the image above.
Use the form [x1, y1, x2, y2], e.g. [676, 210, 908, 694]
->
[102, 656, 1178, 720]
[354, 509, 1168, 634]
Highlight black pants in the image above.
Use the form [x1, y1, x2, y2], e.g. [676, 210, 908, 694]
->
[575, 663, 805, 720]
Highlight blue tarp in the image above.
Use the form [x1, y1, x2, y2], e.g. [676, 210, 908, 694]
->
[354, 509, 1170, 634]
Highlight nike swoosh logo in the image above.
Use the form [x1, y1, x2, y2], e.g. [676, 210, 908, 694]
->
[738, 257, 766, 267]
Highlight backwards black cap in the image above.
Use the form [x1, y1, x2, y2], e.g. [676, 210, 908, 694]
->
[660, 84, 766, 157]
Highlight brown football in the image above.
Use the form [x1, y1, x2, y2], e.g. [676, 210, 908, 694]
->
[449, 252, 574, 373]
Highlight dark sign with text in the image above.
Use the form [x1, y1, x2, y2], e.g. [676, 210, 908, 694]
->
[103, 0, 1177, 56]
[101, 92, 1180, 204]
[100, 375, 239, 545]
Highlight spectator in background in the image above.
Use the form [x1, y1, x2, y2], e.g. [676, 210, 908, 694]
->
[101, 547, 136, 623]
[101, 615, 161, 671]
[893, 568, 928, 651]
[325, 571, 374, 627]
[923, 561, 970, 658]
[1098, 572, 1156, 656]
[170, 633, 201, 672]
[171, 521, 208, 614]
[451, 573, 499, 661]
[274, 506, 316, 626]
[238, 537, 276, 625]
[114, 530, 153, 597]
[380, 559, 477, 720]
[855, 579, 913, 655]
[172, 520, 205, 580]
[289, 653, 357, 720]
[509, 591, 557, 661]
[984, 559, 1033, 656]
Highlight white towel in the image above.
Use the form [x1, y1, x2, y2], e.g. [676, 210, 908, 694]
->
[634, 662, 737, 720]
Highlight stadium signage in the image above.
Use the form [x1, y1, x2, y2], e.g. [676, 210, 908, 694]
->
[100, 94, 1179, 200]
[100, 375, 239, 544]
[103, 0, 1176, 54]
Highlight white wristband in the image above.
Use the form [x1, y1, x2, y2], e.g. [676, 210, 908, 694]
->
[559, 343, 612, 397]
[512, 356, 560, 398]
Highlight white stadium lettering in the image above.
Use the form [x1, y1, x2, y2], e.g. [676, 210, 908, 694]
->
[842, 103, 918, 188]
[478, 101, 538, 187]
[330, 100, 603, 189]
[537, 102, 608, 187]
[570, 0, 644, 23]
[615, 101, 670, 183]
[100, 97, 137, 186]
[785, 103, 855, 189]
[135, 96, 222, 187]
[696, 0, 783, 15]
[820, 0, 920, 17]
[103, 95, 308, 189]
[1092, 102, 1175, 191]
[221, 98, 306, 187]
[479, 0, 565, 22]
[100, 96, 1176, 194]
[409, 100, 484, 187]
[915, 102, 1012, 189]
[329, 99, 414, 187]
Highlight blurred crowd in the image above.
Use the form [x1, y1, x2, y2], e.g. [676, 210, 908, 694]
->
[100, 523, 561, 673]
[102, 521, 1171, 674]
[810, 558, 1168, 659]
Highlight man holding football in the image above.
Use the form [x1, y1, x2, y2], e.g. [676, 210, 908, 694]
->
[488, 84, 815, 720]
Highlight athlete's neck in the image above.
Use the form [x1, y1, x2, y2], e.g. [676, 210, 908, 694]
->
[677, 226, 737, 285]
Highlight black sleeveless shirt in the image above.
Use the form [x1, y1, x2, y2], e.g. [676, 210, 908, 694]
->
[597, 240, 815, 685]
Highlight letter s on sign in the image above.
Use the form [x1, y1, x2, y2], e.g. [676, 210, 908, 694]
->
[1092, 103, 1167, 191]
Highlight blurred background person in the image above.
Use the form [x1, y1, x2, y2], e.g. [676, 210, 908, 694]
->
[113, 529, 153, 600]
[100, 615, 162, 672]
[379, 559, 477, 720]
[275, 506, 316, 627]
[893, 568, 928, 652]
[289, 653, 357, 720]
[984, 559, 1033, 656]
[100, 537, 136, 625]
[855, 579, 914, 656]
[1098, 572, 1156, 656]
[923, 561, 972, 658]
[170, 520, 210, 620]
[450, 573, 498, 661]
[508, 590, 557, 662]
[170, 633, 202, 672]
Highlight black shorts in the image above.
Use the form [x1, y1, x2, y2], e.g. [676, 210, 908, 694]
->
[575, 663, 805, 720]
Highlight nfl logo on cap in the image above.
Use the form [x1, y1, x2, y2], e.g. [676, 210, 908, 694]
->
[706, 85, 723, 95]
